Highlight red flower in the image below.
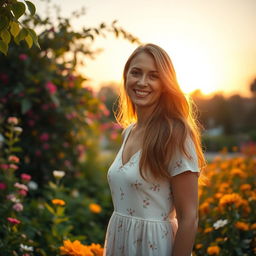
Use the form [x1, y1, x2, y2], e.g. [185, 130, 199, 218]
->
[39, 133, 49, 142]
[0, 183, 7, 190]
[45, 81, 57, 94]
[21, 173, 32, 182]
[7, 217, 21, 224]
[19, 54, 28, 61]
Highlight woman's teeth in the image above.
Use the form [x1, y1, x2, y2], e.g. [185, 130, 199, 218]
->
[134, 90, 150, 96]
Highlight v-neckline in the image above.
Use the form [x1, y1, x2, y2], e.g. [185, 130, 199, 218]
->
[121, 124, 141, 167]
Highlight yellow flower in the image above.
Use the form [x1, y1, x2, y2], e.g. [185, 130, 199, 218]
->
[52, 199, 66, 206]
[215, 237, 224, 242]
[207, 245, 220, 255]
[235, 221, 249, 231]
[60, 240, 93, 256]
[88, 243, 104, 256]
[89, 203, 102, 214]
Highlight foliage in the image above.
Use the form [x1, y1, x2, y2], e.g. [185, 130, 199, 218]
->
[0, 0, 39, 55]
[194, 149, 256, 255]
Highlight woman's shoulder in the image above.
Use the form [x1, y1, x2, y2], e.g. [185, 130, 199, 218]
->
[121, 123, 135, 138]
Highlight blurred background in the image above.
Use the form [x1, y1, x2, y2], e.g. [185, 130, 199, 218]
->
[0, 0, 255, 255]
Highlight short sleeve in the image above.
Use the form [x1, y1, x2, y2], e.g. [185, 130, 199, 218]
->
[168, 136, 200, 177]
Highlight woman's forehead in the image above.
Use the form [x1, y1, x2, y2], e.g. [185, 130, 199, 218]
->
[129, 52, 158, 71]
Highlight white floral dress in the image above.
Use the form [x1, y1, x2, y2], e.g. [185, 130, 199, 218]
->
[103, 124, 200, 256]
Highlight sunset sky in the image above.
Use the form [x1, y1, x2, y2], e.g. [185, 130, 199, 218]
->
[37, 0, 256, 96]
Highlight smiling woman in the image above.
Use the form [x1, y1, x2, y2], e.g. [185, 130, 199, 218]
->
[103, 43, 206, 256]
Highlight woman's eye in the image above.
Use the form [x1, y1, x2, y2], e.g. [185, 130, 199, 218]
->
[149, 74, 159, 80]
[130, 70, 140, 76]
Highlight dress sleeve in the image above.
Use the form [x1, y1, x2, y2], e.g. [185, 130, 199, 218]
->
[168, 136, 200, 177]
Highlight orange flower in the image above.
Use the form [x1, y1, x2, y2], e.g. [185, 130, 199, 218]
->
[89, 203, 102, 214]
[250, 223, 256, 230]
[240, 184, 252, 191]
[204, 227, 213, 233]
[235, 221, 249, 231]
[219, 193, 243, 208]
[88, 243, 104, 256]
[195, 243, 203, 249]
[199, 202, 210, 214]
[60, 240, 93, 256]
[230, 168, 247, 178]
[52, 199, 66, 206]
[207, 245, 220, 255]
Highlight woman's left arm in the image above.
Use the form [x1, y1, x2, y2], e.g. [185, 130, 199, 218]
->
[170, 171, 199, 256]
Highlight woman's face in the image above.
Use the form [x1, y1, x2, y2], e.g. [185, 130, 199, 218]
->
[125, 52, 163, 111]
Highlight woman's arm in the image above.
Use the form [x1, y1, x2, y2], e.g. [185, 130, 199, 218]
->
[170, 171, 199, 256]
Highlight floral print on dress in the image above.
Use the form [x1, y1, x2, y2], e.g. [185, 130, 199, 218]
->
[161, 212, 169, 221]
[126, 208, 135, 216]
[120, 187, 124, 200]
[160, 225, 169, 239]
[174, 159, 183, 170]
[130, 180, 143, 190]
[143, 197, 150, 208]
[148, 241, 157, 250]
[150, 183, 160, 192]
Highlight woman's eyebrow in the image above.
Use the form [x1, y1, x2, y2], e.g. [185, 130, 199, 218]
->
[130, 67, 159, 73]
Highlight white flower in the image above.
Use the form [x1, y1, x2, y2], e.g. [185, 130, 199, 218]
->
[20, 243, 34, 252]
[28, 181, 38, 190]
[213, 219, 228, 229]
[53, 170, 65, 179]
[13, 127, 23, 133]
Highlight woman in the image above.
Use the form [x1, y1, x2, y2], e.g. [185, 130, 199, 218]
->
[103, 43, 205, 256]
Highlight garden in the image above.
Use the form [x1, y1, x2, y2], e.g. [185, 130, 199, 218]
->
[0, 1, 255, 255]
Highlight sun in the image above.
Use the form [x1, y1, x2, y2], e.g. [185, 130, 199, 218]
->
[165, 44, 219, 95]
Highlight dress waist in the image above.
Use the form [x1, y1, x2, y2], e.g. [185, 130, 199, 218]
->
[112, 211, 175, 223]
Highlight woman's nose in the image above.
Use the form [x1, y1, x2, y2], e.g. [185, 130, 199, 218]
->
[137, 75, 148, 86]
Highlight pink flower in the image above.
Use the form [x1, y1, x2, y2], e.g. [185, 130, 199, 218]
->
[41, 103, 49, 110]
[0, 183, 7, 190]
[19, 189, 28, 196]
[9, 164, 19, 170]
[35, 150, 42, 156]
[19, 54, 28, 61]
[7, 117, 18, 125]
[8, 155, 20, 163]
[6, 194, 18, 202]
[21, 173, 31, 182]
[22, 254, 31, 256]
[0, 164, 9, 170]
[7, 217, 21, 224]
[14, 182, 28, 191]
[39, 133, 49, 142]
[45, 81, 57, 94]
[110, 131, 118, 140]
[13, 203, 23, 212]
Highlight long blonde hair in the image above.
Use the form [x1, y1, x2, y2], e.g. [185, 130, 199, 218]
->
[115, 43, 206, 182]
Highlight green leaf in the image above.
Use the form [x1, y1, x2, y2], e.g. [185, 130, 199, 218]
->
[21, 98, 32, 114]
[14, 28, 28, 44]
[10, 21, 20, 37]
[11, 2, 26, 19]
[27, 28, 40, 48]
[25, 1, 36, 15]
[11, 147, 23, 152]
[44, 203, 55, 215]
[1, 29, 11, 44]
[0, 16, 9, 31]
[25, 34, 33, 48]
[0, 40, 8, 55]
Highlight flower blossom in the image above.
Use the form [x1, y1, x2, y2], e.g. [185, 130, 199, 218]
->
[8, 155, 20, 163]
[53, 170, 65, 179]
[20, 243, 34, 252]
[0, 182, 7, 190]
[21, 173, 32, 181]
[45, 81, 57, 94]
[52, 199, 66, 206]
[13, 203, 24, 212]
[14, 182, 29, 191]
[89, 203, 102, 214]
[7, 217, 21, 224]
[7, 117, 18, 125]
[213, 219, 228, 229]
